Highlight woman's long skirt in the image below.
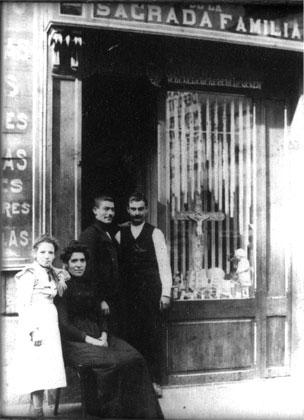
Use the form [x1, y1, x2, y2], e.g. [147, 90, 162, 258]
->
[62, 335, 163, 419]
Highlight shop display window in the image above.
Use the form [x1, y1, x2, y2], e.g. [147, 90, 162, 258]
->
[167, 91, 257, 301]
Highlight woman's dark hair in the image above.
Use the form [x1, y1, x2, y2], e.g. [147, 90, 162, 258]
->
[60, 240, 90, 263]
[33, 234, 59, 252]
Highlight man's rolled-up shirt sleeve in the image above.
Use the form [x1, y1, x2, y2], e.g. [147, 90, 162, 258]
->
[152, 228, 173, 297]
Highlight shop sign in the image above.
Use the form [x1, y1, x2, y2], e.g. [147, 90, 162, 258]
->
[1, 4, 33, 269]
[167, 74, 262, 90]
[94, 3, 303, 44]
[145, 62, 263, 90]
[2, 138, 32, 268]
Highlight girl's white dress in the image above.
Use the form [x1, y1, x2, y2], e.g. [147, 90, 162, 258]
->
[13, 261, 67, 394]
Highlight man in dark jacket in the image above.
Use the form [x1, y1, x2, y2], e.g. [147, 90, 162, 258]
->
[79, 195, 121, 336]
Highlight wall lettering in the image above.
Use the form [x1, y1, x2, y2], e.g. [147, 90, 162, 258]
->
[2, 178, 23, 194]
[2, 149, 28, 171]
[5, 38, 31, 60]
[94, 3, 303, 43]
[2, 229, 30, 249]
[6, 75, 19, 97]
[2, 12, 33, 268]
[4, 111, 29, 132]
[2, 202, 31, 218]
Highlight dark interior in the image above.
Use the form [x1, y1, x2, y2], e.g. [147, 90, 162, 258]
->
[82, 73, 157, 228]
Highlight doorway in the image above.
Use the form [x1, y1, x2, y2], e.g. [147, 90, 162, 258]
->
[81, 73, 157, 228]
[50, 30, 293, 385]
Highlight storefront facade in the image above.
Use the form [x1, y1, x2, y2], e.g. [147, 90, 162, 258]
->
[1, 1, 303, 389]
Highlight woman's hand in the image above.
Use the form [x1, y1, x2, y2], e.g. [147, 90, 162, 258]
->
[85, 335, 107, 347]
[30, 329, 42, 346]
[98, 337, 108, 347]
[98, 331, 108, 347]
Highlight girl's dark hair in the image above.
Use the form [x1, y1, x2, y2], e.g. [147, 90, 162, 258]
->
[33, 234, 59, 252]
[60, 240, 90, 263]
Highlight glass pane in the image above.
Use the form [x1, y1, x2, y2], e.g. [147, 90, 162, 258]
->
[60, 3, 83, 16]
[167, 92, 257, 301]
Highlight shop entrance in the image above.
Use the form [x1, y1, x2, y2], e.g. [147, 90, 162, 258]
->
[81, 74, 157, 228]
[50, 29, 296, 386]
[50, 29, 160, 249]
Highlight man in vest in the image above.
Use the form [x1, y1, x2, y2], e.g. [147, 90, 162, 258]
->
[79, 195, 121, 336]
[116, 192, 172, 398]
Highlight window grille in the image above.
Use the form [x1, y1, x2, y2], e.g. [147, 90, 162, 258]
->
[166, 92, 257, 300]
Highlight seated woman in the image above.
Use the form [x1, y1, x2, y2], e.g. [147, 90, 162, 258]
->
[55, 241, 164, 419]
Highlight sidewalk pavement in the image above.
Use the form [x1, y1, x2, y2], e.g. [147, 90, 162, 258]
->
[1, 376, 304, 419]
[160, 376, 304, 420]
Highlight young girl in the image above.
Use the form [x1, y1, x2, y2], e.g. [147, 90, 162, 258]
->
[13, 234, 69, 417]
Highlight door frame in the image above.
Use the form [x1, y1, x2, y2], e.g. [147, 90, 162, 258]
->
[46, 26, 82, 247]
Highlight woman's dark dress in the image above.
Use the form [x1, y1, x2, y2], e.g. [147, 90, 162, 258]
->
[55, 276, 163, 419]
